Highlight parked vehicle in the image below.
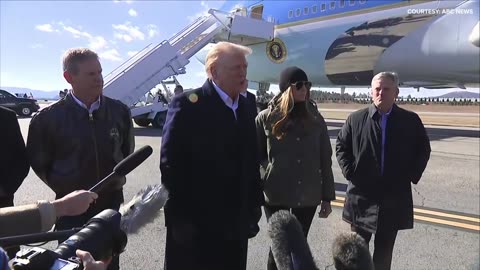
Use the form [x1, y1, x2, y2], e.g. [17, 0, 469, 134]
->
[0, 89, 40, 116]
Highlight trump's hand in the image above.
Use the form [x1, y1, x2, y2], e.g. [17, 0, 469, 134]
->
[76, 249, 111, 270]
[318, 201, 332, 218]
[53, 190, 98, 217]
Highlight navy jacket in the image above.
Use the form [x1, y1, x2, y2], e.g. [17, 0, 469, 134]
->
[160, 80, 264, 239]
[245, 90, 258, 118]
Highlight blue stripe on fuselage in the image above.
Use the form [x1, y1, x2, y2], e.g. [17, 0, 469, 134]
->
[270, 0, 406, 24]
[221, 0, 409, 25]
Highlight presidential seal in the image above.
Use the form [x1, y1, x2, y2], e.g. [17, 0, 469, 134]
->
[266, 38, 287, 63]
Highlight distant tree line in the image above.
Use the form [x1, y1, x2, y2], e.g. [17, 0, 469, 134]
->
[254, 90, 479, 107]
[308, 90, 480, 106]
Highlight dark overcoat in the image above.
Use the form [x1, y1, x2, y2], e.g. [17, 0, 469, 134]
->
[160, 79, 264, 269]
[0, 107, 29, 207]
[336, 104, 431, 233]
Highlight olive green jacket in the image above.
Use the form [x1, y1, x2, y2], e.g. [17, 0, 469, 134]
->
[255, 100, 336, 207]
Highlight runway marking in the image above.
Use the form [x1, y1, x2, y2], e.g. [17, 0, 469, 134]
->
[332, 196, 480, 232]
[331, 201, 344, 208]
[413, 215, 480, 231]
[413, 208, 480, 223]
[334, 196, 479, 222]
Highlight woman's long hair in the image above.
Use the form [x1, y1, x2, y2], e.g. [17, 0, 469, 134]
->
[269, 87, 313, 140]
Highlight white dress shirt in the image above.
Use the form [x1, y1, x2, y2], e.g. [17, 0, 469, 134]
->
[212, 81, 239, 119]
[71, 92, 101, 114]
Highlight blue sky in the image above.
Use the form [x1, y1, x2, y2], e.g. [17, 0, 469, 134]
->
[0, 0, 225, 92]
[0, 0, 478, 98]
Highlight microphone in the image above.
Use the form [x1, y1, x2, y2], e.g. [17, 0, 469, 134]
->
[0, 183, 169, 248]
[267, 210, 319, 270]
[332, 232, 373, 270]
[119, 184, 169, 234]
[89, 145, 153, 193]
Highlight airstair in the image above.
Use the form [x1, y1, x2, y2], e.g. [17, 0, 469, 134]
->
[102, 8, 274, 128]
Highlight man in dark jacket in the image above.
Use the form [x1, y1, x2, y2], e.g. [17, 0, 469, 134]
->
[27, 48, 134, 270]
[160, 41, 264, 270]
[336, 71, 431, 270]
[0, 106, 30, 258]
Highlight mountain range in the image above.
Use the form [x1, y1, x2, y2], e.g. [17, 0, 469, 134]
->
[1, 86, 64, 100]
[431, 91, 480, 99]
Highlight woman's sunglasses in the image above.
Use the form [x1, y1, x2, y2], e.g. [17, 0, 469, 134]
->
[291, 81, 312, 90]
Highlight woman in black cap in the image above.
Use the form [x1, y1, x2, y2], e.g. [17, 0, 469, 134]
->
[255, 66, 336, 270]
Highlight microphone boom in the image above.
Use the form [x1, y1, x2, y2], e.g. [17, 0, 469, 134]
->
[89, 145, 153, 192]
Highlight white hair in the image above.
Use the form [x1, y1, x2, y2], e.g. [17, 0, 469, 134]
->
[372, 71, 400, 87]
[205, 42, 252, 79]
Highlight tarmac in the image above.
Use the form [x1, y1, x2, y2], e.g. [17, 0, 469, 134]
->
[10, 115, 480, 270]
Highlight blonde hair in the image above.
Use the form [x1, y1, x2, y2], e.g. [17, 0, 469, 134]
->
[205, 42, 252, 79]
[62, 48, 98, 75]
[269, 87, 312, 140]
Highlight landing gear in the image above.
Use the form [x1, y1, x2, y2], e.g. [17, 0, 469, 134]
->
[134, 118, 152, 127]
[254, 81, 271, 112]
[152, 111, 167, 129]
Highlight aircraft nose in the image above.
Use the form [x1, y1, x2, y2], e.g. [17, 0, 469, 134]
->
[469, 22, 479, 47]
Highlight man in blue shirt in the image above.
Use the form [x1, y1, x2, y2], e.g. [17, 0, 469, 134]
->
[336, 71, 431, 270]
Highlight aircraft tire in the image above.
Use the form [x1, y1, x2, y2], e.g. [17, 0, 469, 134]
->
[134, 118, 151, 127]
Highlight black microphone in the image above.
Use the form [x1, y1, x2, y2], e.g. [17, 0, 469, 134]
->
[89, 145, 153, 193]
[267, 210, 319, 270]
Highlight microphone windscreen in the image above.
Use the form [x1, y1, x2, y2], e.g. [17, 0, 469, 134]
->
[332, 232, 374, 270]
[114, 145, 153, 176]
[120, 184, 169, 234]
[268, 210, 319, 270]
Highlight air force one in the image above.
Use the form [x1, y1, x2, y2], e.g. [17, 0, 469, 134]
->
[102, 0, 479, 127]
[196, 0, 480, 91]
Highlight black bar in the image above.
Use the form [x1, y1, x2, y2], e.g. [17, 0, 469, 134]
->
[0, 228, 82, 248]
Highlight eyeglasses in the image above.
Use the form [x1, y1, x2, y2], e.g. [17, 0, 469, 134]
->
[291, 81, 312, 90]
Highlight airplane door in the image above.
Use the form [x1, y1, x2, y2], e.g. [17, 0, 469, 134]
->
[250, 4, 264, 20]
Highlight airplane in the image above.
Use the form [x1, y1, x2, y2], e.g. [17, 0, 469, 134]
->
[102, 0, 479, 127]
[194, 0, 480, 93]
